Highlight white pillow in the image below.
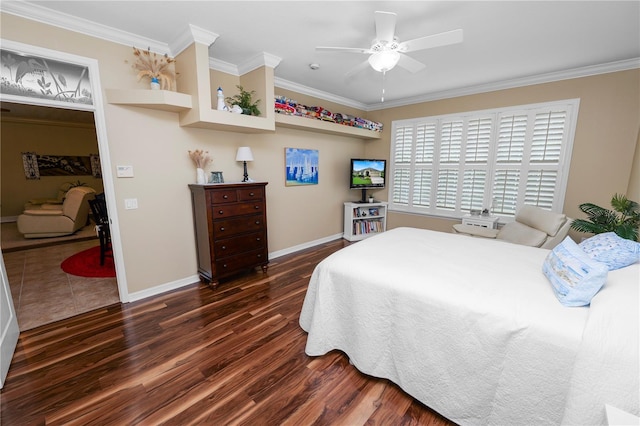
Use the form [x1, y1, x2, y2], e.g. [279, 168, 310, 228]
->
[579, 232, 640, 271]
[542, 236, 609, 307]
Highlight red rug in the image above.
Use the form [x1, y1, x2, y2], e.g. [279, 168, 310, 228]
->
[61, 246, 115, 278]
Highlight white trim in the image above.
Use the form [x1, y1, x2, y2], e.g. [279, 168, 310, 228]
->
[1, 1, 169, 55]
[170, 24, 219, 56]
[126, 233, 344, 302]
[268, 233, 343, 259]
[210, 58, 239, 75]
[368, 58, 640, 111]
[237, 52, 282, 75]
[274, 77, 369, 110]
[0, 39, 130, 304]
[5, 1, 637, 110]
[127, 275, 200, 302]
[0, 217, 18, 224]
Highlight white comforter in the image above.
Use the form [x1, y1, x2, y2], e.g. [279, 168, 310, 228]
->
[299, 227, 639, 425]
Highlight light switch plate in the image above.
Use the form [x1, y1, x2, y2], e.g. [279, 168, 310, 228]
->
[124, 198, 138, 209]
[116, 165, 134, 178]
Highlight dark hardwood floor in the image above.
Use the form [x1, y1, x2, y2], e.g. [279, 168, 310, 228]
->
[1, 238, 454, 425]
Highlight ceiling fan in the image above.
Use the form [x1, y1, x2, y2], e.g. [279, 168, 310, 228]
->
[316, 11, 463, 78]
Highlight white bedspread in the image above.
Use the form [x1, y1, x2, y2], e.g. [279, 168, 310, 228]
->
[299, 227, 638, 425]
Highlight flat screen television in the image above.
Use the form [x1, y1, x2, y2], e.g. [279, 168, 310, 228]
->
[350, 158, 386, 203]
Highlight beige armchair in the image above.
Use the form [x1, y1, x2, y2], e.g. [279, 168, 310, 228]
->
[452, 205, 572, 249]
[17, 186, 96, 238]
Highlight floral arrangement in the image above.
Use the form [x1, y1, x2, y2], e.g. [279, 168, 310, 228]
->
[188, 149, 213, 170]
[131, 47, 176, 90]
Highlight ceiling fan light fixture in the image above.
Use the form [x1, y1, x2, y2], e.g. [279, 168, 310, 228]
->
[368, 50, 400, 72]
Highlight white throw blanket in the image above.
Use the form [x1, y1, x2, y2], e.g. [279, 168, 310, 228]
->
[300, 227, 638, 425]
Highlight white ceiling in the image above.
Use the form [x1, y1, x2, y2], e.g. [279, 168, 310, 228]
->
[3, 1, 640, 110]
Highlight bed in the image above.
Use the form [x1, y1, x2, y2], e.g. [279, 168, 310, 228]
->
[299, 227, 639, 425]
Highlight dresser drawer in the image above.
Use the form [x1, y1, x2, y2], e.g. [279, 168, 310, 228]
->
[212, 214, 265, 237]
[214, 248, 267, 274]
[213, 232, 266, 258]
[212, 202, 264, 218]
[210, 190, 237, 204]
[238, 187, 264, 201]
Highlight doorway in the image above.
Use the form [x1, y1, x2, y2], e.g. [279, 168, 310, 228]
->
[0, 40, 127, 331]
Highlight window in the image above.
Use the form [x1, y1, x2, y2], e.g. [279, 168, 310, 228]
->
[389, 99, 579, 219]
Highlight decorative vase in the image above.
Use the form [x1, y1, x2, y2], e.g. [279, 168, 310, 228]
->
[150, 77, 160, 90]
[196, 168, 206, 184]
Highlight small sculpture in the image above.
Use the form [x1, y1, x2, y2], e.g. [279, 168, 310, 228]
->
[216, 87, 228, 111]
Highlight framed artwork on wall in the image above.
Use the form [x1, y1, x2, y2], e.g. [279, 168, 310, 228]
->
[285, 148, 318, 186]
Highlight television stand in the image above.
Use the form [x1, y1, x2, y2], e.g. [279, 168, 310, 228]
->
[344, 201, 388, 241]
[356, 188, 369, 203]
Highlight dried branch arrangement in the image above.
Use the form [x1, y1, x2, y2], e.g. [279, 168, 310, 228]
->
[188, 149, 213, 169]
[131, 47, 176, 90]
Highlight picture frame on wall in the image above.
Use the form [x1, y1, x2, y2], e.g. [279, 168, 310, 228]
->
[285, 148, 318, 186]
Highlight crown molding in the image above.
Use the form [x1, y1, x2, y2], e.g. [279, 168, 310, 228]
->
[170, 24, 219, 56]
[274, 77, 368, 111]
[368, 57, 640, 111]
[209, 58, 240, 76]
[4, 1, 638, 111]
[1, 1, 170, 55]
[237, 52, 282, 75]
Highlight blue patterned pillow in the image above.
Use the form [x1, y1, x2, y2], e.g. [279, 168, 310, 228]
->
[543, 236, 609, 307]
[578, 232, 640, 271]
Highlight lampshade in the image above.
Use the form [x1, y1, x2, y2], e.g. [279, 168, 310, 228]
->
[368, 51, 400, 72]
[235, 146, 254, 162]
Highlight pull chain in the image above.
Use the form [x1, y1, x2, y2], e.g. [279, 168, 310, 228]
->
[381, 70, 386, 103]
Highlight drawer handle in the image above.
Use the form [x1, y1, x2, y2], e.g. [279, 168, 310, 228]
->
[222, 264, 227, 268]
[257, 254, 262, 258]
[221, 246, 226, 250]
[223, 195, 228, 199]
[255, 221, 260, 225]
[249, 192, 254, 196]
[256, 237, 261, 241]
[220, 227, 225, 231]
[254, 205, 259, 209]
[218, 210, 224, 214]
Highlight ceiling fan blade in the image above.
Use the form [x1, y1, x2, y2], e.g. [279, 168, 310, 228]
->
[316, 46, 371, 54]
[345, 60, 371, 81]
[397, 54, 426, 73]
[374, 11, 397, 42]
[399, 29, 463, 52]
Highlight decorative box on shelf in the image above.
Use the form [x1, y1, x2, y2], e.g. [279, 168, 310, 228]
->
[461, 214, 500, 229]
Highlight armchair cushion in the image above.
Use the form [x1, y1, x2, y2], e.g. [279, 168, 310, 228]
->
[452, 224, 499, 238]
[516, 205, 567, 237]
[496, 221, 548, 247]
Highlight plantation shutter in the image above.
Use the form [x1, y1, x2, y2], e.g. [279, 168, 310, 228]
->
[388, 99, 577, 219]
[461, 117, 492, 211]
[392, 125, 413, 205]
[413, 123, 435, 208]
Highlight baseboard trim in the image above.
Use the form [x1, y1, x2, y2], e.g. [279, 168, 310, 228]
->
[268, 233, 344, 259]
[124, 233, 345, 304]
[127, 275, 200, 303]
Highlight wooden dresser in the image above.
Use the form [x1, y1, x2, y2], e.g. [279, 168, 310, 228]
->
[189, 182, 268, 288]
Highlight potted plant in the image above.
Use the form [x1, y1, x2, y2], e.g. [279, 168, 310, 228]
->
[131, 46, 176, 90]
[570, 193, 640, 241]
[225, 85, 261, 116]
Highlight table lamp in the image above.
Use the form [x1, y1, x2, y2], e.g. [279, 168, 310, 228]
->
[236, 146, 254, 182]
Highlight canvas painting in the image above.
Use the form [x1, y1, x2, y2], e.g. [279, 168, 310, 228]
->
[285, 148, 318, 186]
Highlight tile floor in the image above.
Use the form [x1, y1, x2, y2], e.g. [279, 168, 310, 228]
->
[3, 239, 120, 331]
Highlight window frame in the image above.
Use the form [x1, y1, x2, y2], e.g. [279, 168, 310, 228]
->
[388, 99, 580, 221]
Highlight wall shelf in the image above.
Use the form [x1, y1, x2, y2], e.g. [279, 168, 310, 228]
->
[180, 109, 275, 133]
[275, 113, 381, 140]
[106, 89, 192, 112]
